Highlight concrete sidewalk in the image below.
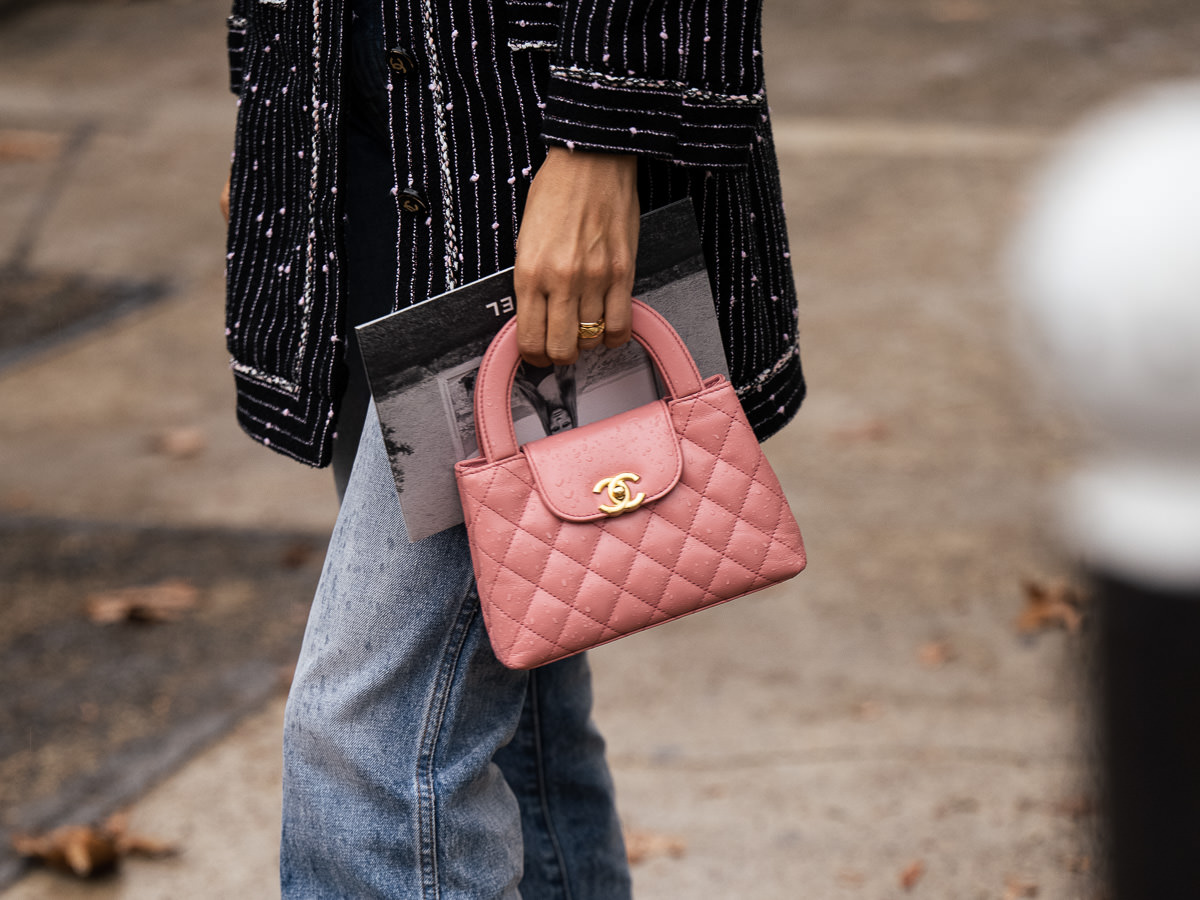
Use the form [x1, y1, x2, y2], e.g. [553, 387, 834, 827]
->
[4, 0, 1196, 896]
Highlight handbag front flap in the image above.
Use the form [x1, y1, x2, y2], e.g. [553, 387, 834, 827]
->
[522, 399, 683, 523]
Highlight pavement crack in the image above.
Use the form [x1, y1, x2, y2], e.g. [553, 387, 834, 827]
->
[4, 120, 96, 273]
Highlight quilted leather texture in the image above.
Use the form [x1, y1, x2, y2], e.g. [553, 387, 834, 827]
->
[456, 376, 806, 670]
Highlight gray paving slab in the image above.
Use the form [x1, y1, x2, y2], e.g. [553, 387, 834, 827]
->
[4, 0, 1198, 896]
[0, 516, 325, 887]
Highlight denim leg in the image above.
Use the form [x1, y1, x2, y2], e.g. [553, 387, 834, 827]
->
[284, 407, 632, 899]
[495, 659, 633, 900]
[282, 408, 528, 899]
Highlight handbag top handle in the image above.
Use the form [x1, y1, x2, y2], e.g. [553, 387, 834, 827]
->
[473, 299, 707, 462]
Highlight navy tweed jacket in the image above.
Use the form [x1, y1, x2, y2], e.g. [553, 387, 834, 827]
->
[225, 0, 805, 466]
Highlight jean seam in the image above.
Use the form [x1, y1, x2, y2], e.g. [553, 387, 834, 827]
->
[415, 578, 480, 900]
[530, 669, 575, 900]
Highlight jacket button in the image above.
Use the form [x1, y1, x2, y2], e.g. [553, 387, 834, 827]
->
[399, 188, 429, 214]
[387, 47, 416, 75]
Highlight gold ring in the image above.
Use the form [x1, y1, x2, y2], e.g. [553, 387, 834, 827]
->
[577, 319, 606, 340]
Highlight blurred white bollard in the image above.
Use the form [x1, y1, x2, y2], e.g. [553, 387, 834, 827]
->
[1008, 82, 1200, 898]
[1008, 81, 1200, 587]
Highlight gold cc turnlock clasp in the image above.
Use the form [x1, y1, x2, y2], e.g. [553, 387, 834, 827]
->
[593, 472, 645, 517]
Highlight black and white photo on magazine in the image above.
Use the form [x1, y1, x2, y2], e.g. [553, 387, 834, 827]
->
[356, 201, 730, 542]
[438, 341, 658, 461]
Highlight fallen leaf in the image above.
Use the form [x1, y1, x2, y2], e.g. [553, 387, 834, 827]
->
[107, 813, 177, 859]
[1016, 578, 1084, 634]
[280, 540, 318, 569]
[837, 868, 866, 887]
[11, 813, 176, 879]
[0, 129, 63, 163]
[1064, 854, 1092, 874]
[278, 662, 297, 691]
[831, 419, 890, 442]
[917, 641, 956, 669]
[1, 489, 35, 511]
[899, 859, 926, 891]
[934, 796, 980, 818]
[1052, 795, 1096, 820]
[150, 427, 207, 460]
[86, 578, 200, 624]
[624, 828, 687, 865]
[852, 700, 884, 721]
[12, 826, 119, 877]
[1003, 875, 1039, 898]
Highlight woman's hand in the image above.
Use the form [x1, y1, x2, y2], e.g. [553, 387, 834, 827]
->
[514, 146, 639, 366]
[221, 173, 231, 223]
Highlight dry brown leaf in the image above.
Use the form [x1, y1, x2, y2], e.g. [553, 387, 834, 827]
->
[1052, 795, 1096, 820]
[278, 662, 297, 691]
[11, 814, 176, 879]
[150, 427, 207, 460]
[0, 129, 63, 163]
[12, 826, 120, 877]
[103, 812, 179, 858]
[852, 700, 884, 721]
[86, 578, 200, 624]
[280, 540, 318, 570]
[899, 859, 926, 891]
[1064, 854, 1092, 874]
[837, 868, 866, 887]
[1, 489, 35, 512]
[624, 828, 687, 865]
[1003, 875, 1039, 899]
[1016, 578, 1084, 635]
[831, 419, 890, 442]
[934, 796, 980, 818]
[917, 641, 956, 669]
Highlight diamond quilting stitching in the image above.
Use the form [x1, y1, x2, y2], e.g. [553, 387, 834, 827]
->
[471, 517, 676, 626]
[459, 378, 804, 669]
[483, 487, 781, 609]
[487, 593, 581, 658]
[695, 447, 784, 523]
[696, 453, 778, 529]
[470, 442, 798, 607]
[670, 450, 791, 552]
[496, 485, 721, 597]
[680, 395, 792, 506]
[478, 514, 706, 618]
[672, 487, 782, 571]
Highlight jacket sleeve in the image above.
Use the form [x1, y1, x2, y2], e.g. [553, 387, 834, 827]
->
[537, 0, 767, 168]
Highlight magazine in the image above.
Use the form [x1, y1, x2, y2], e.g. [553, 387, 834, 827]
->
[356, 200, 729, 542]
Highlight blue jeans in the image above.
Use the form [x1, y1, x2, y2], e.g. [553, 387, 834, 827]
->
[281, 406, 633, 898]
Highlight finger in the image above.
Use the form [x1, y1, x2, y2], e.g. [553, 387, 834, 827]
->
[516, 287, 552, 367]
[545, 292, 581, 366]
[576, 290, 606, 350]
[602, 285, 633, 350]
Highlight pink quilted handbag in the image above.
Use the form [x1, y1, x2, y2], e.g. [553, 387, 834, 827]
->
[455, 300, 806, 670]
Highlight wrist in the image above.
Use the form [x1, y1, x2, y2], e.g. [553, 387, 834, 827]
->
[545, 145, 637, 178]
